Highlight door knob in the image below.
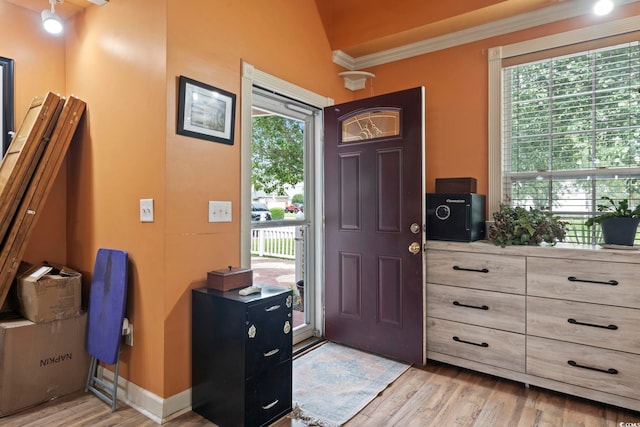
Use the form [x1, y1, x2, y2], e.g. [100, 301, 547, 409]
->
[408, 242, 421, 254]
[410, 223, 421, 234]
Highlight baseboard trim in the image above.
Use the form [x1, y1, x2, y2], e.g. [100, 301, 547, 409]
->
[98, 366, 192, 424]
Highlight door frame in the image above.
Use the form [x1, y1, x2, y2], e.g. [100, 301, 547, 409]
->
[240, 61, 333, 342]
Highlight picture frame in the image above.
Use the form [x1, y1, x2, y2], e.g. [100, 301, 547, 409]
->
[177, 75, 236, 145]
[0, 56, 14, 157]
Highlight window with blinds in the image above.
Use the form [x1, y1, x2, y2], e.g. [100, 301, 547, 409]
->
[502, 41, 640, 245]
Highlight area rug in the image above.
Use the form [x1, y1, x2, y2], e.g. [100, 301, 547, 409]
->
[291, 342, 410, 427]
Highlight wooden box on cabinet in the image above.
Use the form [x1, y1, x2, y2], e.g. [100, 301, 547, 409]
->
[192, 285, 293, 427]
[435, 177, 477, 193]
[206, 266, 253, 291]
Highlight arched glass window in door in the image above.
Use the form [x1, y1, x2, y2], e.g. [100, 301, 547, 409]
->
[341, 109, 400, 143]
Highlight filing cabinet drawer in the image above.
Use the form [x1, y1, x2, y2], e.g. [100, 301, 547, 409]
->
[246, 295, 293, 378]
[246, 362, 292, 427]
[427, 283, 525, 333]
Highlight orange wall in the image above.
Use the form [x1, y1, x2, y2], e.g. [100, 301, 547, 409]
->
[61, 0, 348, 399]
[163, 0, 347, 396]
[64, 0, 168, 396]
[357, 2, 640, 199]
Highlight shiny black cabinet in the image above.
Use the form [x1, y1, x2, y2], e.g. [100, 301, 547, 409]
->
[192, 285, 293, 427]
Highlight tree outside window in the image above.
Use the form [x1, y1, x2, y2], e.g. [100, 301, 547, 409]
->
[503, 42, 640, 244]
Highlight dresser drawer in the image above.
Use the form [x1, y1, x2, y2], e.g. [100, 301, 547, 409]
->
[427, 284, 525, 333]
[426, 317, 525, 372]
[527, 336, 640, 400]
[527, 257, 640, 309]
[426, 251, 525, 294]
[527, 296, 640, 354]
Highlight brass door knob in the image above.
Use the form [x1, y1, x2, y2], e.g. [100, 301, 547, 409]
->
[408, 242, 421, 254]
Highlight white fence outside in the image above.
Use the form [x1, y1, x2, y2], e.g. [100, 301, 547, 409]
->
[251, 226, 298, 259]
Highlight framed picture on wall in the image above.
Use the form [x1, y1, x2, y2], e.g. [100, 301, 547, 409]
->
[177, 75, 236, 145]
[0, 56, 14, 157]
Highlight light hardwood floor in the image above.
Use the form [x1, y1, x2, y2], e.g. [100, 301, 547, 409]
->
[3, 360, 639, 426]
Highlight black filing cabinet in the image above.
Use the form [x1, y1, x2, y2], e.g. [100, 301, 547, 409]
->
[192, 285, 293, 427]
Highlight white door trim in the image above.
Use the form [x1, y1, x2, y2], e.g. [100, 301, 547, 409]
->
[240, 61, 333, 338]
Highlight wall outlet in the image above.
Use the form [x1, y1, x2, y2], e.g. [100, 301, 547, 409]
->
[208, 201, 232, 222]
[123, 322, 133, 346]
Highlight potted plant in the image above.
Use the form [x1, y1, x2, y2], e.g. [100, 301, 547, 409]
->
[585, 197, 640, 246]
[488, 204, 568, 248]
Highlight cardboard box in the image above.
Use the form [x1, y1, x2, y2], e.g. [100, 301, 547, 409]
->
[207, 266, 253, 291]
[17, 264, 82, 323]
[1, 263, 32, 319]
[435, 177, 477, 194]
[0, 313, 89, 416]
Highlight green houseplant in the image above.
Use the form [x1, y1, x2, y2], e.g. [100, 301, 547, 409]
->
[584, 197, 640, 246]
[488, 204, 568, 248]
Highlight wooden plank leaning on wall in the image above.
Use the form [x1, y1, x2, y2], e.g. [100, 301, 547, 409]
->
[0, 93, 64, 244]
[0, 95, 86, 308]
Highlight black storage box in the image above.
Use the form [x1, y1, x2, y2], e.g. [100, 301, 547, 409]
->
[426, 193, 486, 242]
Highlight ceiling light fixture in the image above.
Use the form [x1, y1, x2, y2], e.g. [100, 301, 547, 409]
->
[593, 0, 614, 16]
[338, 71, 375, 91]
[41, 0, 64, 35]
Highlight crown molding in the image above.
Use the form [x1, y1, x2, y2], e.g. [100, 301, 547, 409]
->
[334, 0, 640, 70]
[332, 50, 356, 70]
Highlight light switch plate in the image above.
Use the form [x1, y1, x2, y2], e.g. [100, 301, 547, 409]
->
[209, 201, 232, 222]
[140, 198, 154, 222]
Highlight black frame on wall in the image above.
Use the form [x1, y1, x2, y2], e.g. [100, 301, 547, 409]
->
[0, 56, 14, 157]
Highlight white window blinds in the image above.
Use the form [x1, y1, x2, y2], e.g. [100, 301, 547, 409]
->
[502, 41, 640, 244]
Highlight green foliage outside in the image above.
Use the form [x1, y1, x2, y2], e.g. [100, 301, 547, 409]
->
[252, 115, 304, 196]
[506, 44, 640, 212]
[291, 193, 304, 204]
[270, 207, 285, 220]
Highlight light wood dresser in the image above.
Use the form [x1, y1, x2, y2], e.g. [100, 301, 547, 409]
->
[426, 240, 640, 412]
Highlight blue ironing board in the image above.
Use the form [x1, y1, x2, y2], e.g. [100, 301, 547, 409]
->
[85, 248, 128, 411]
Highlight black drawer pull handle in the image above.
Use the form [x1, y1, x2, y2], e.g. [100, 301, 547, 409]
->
[567, 276, 618, 286]
[453, 301, 489, 310]
[567, 318, 618, 330]
[452, 336, 489, 347]
[453, 266, 489, 273]
[263, 348, 280, 357]
[265, 305, 281, 312]
[567, 360, 618, 375]
[262, 399, 279, 410]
